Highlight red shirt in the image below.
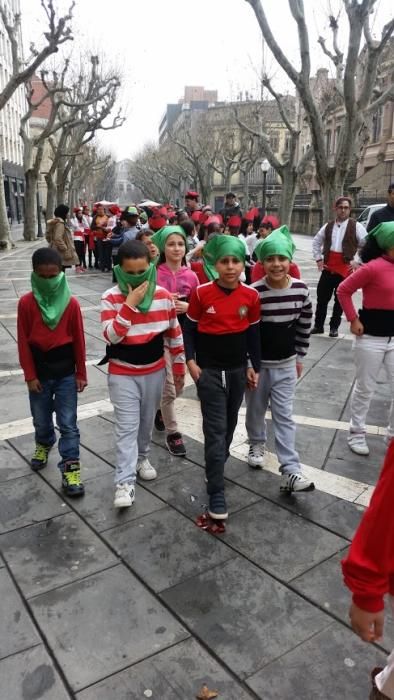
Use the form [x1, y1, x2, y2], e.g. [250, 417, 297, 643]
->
[17, 293, 87, 383]
[190, 261, 210, 285]
[187, 281, 260, 333]
[251, 261, 301, 284]
[342, 440, 394, 613]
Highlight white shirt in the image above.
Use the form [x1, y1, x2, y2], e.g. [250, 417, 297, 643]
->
[312, 218, 367, 261]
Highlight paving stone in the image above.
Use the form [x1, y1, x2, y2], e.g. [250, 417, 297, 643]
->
[0, 568, 40, 660]
[326, 431, 386, 484]
[78, 415, 115, 454]
[342, 395, 392, 427]
[293, 397, 344, 420]
[0, 441, 31, 481]
[104, 506, 234, 592]
[0, 474, 70, 534]
[246, 622, 387, 699]
[222, 500, 347, 581]
[138, 440, 195, 481]
[0, 645, 70, 700]
[181, 436, 250, 479]
[263, 421, 336, 469]
[70, 473, 166, 531]
[322, 343, 358, 370]
[30, 565, 189, 692]
[308, 498, 364, 541]
[76, 637, 253, 699]
[144, 464, 261, 519]
[161, 557, 329, 679]
[0, 512, 117, 598]
[296, 367, 352, 405]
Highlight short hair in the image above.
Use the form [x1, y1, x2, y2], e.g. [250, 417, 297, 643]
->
[226, 192, 236, 198]
[54, 204, 69, 219]
[179, 219, 195, 237]
[334, 196, 352, 208]
[32, 247, 62, 270]
[388, 183, 394, 193]
[135, 229, 154, 241]
[118, 240, 150, 264]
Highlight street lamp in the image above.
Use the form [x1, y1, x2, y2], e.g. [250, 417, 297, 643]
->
[261, 158, 270, 213]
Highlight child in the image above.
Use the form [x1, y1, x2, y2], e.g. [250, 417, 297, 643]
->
[151, 225, 199, 455]
[245, 226, 314, 493]
[135, 228, 159, 263]
[17, 248, 86, 496]
[342, 441, 394, 699]
[100, 240, 185, 508]
[184, 236, 261, 520]
[337, 222, 394, 456]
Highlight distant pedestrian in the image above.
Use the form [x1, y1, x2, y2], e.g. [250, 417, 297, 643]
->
[311, 196, 367, 337]
[367, 183, 394, 232]
[70, 207, 89, 271]
[17, 247, 86, 496]
[45, 204, 79, 271]
[219, 192, 242, 223]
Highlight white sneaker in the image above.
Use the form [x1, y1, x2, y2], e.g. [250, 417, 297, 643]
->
[348, 434, 369, 456]
[280, 473, 315, 493]
[114, 482, 135, 508]
[137, 458, 157, 481]
[248, 443, 265, 469]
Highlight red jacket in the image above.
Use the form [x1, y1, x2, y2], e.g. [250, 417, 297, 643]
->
[342, 440, 394, 612]
[17, 293, 87, 383]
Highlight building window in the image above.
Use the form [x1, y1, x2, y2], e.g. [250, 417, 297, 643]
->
[269, 131, 279, 152]
[372, 108, 382, 143]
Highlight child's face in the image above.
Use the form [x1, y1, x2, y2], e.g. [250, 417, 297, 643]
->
[263, 255, 290, 282]
[121, 257, 149, 276]
[34, 264, 62, 279]
[259, 226, 271, 239]
[215, 256, 244, 285]
[164, 234, 185, 263]
[141, 235, 159, 260]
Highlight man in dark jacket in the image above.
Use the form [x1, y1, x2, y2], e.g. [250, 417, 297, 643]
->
[219, 192, 242, 223]
[367, 183, 394, 232]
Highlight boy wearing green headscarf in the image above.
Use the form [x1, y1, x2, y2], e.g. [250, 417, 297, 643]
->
[246, 226, 315, 493]
[17, 248, 87, 497]
[184, 235, 261, 520]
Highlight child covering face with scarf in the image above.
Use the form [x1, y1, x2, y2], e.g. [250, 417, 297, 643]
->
[17, 247, 87, 496]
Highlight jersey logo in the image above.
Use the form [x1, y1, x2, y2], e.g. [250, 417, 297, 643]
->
[206, 305, 216, 314]
[238, 305, 248, 319]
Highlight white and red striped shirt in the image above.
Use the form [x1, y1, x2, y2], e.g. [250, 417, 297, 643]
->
[101, 284, 185, 376]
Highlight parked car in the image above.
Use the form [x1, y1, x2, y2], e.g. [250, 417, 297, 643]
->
[357, 203, 385, 228]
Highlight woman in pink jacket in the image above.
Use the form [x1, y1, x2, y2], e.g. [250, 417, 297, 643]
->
[152, 226, 199, 457]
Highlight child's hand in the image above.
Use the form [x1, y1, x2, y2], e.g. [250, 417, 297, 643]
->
[173, 373, 185, 393]
[125, 282, 148, 309]
[76, 379, 87, 393]
[316, 260, 324, 272]
[296, 362, 303, 378]
[27, 379, 42, 393]
[349, 603, 384, 643]
[174, 299, 188, 314]
[246, 368, 259, 390]
[187, 360, 202, 384]
[350, 318, 364, 336]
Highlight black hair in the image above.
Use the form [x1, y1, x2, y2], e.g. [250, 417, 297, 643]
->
[135, 229, 154, 241]
[179, 219, 195, 237]
[176, 210, 189, 224]
[54, 204, 69, 220]
[388, 183, 394, 193]
[226, 192, 236, 198]
[32, 247, 62, 270]
[118, 240, 150, 264]
[360, 236, 384, 263]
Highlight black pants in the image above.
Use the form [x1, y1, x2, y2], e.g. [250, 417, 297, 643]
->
[197, 366, 246, 494]
[74, 240, 86, 268]
[314, 269, 344, 331]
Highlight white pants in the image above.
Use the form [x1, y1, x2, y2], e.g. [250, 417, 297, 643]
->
[349, 335, 394, 437]
[376, 599, 394, 698]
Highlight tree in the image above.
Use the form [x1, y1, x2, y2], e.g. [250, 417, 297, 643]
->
[245, 0, 394, 220]
[0, 0, 74, 249]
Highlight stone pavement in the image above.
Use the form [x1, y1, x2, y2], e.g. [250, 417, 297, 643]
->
[0, 237, 391, 699]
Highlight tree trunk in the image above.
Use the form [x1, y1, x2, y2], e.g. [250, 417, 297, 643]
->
[320, 170, 344, 222]
[45, 173, 56, 219]
[23, 170, 38, 241]
[242, 170, 250, 208]
[278, 165, 298, 226]
[0, 155, 13, 249]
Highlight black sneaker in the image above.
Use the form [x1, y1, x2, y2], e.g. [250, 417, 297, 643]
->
[310, 327, 324, 334]
[154, 409, 165, 432]
[31, 443, 52, 471]
[329, 328, 339, 338]
[208, 491, 228, 520]
[61, 462, 85, 497]
[166, 432, 186, 457]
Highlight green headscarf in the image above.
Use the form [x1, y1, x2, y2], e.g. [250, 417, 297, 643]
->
[151, 225, 187, 253]
[203, 235, 246, 275]
[31, 271, 71, 330]
[368, 222, 394, 251]
[255, 225, 296, 262]
[113, 263, 157, 313]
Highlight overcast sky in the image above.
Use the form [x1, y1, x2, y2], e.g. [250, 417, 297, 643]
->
[20, 0, 393, 161]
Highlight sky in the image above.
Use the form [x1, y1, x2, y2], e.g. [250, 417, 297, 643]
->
[20, 0, 393, 161]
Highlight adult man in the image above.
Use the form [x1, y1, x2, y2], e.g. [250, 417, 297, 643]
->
[219, 192, 242, 223]
[367, 183, 394, 232]
[184, 191, 200, 216]
[311, 196, 367, 338]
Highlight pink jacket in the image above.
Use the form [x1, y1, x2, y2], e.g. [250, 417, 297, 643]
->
[157, 264, 199, 300]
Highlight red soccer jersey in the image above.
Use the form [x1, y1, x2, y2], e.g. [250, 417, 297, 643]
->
[187, 281, 260, 333]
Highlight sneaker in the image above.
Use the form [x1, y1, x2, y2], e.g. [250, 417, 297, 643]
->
[329, 328, 338, 338]
[137, 457, 157, 481]
[348, 434, 369, 456]
[114, 482, 135, 508]
[370, 668, 390, 699]
[166, 432, 186, 457]
[280, 473, 315, 493]
[208, 490, 228, 520]
[154, 409, 165, 432]
[310, 326, 324, 334]
[31, 443, 52, 471]
[61, 462, 85, 497]
[248, 443, 265, 469]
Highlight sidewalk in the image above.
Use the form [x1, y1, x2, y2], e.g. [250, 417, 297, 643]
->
[0, 239, 390, 699]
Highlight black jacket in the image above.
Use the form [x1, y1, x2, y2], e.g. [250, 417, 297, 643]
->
[367, 204, 394, 232]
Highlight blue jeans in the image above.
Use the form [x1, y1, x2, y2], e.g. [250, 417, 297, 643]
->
[29, 374, 80, 467]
